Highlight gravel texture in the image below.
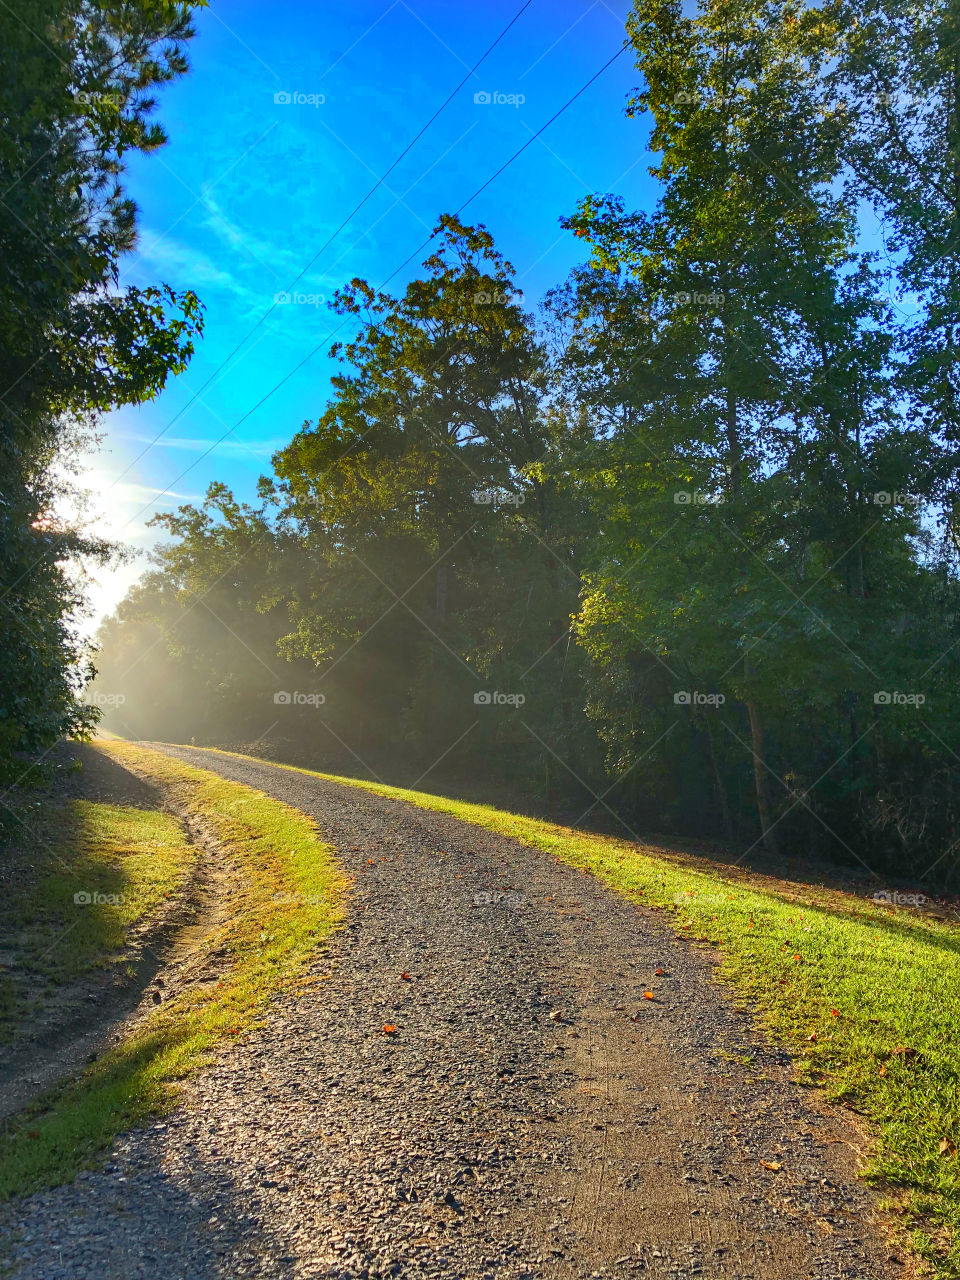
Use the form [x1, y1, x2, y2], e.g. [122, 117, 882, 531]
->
[1, 745, 902, 1280]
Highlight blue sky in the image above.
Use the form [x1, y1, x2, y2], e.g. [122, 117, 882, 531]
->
[81, 0, 654, 629]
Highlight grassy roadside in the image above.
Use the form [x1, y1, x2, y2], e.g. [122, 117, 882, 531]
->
[201, 746, 960, 1276]
[0, 797, 193, 1040]
[10, 799, 194, 984]
[0, 741, 348, 1199]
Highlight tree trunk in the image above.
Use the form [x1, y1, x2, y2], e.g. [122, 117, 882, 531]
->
[744, 657, 777, 853]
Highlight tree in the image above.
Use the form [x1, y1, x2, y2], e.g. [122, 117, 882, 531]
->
[0, 0, 204, 787]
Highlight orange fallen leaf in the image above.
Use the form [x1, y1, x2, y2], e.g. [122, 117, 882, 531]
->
[400, 972, 412, 981]
[382, 1024, 397, 1034]
[655, 968, 664, 976]
[367, 858, 374, 864]
[878, 1066, 887, 1076]
[806, 1032, 817, 1042]
[643, 991, 654, 1000]
[890, 1045, 921, 1060]
[760, 1160, 782, 1171]
[830, 1009, 840, 1017]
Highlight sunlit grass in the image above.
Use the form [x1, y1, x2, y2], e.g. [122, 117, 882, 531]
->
[11, 799, 194, 980]
[0, 741, 348, 1199]
[201, 747, 960, 1276]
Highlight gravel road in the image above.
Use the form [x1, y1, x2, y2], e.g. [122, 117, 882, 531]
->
[2, 744, 900, 1280]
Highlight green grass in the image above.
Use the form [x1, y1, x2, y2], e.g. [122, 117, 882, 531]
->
[198, 745, 960, 1275]
[0, 741, 348, 1199]
[11, 799, 195, 981]
[0, 798, 194, 1044]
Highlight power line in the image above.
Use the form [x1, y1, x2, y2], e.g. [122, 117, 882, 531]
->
[110, 0, 536, 488]
[120, 38, 632, 530]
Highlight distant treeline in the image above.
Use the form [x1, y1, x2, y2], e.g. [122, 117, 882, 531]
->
[95, 0, 960, 884]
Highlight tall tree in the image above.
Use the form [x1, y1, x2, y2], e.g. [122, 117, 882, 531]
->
[0, 0, 204, 786]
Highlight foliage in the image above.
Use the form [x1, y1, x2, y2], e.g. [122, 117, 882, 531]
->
[0, 0, 204, 791]
[93, 0, 960, 885]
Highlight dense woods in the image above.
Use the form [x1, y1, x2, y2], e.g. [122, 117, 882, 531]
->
[0, 0, 203, 789]
[69, 0, 960, 884]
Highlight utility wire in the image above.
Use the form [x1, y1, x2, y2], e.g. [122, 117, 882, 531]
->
[122, 37, 632, 528]
[111, 0, 536, 488]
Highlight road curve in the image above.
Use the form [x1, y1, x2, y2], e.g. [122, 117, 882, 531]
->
[4, 744, 898, 1280]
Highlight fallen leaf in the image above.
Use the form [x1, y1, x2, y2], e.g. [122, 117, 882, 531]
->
[890, 1045, 922, 1061]
[760, 1160, 782, 1171]
[400, 972, 412, 981]
[940, 1138, 957, 1157]
[878, 1066, 887, 1076]
[830, 1009, 840, 1017]
[382, 1024, 397, 1034]
[643, 991, 654, 1000]
[655, 968, 665, 976]
[806, 1032, 818, 1042]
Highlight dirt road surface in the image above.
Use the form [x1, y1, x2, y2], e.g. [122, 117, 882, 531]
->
[2, 744, 900, 1280]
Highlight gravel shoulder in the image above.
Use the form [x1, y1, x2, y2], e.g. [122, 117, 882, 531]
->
[2, 743, 903, 1280]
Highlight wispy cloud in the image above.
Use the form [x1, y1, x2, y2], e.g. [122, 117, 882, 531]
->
[134, 228, 266, 313]
[117, 432, 288, 457]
